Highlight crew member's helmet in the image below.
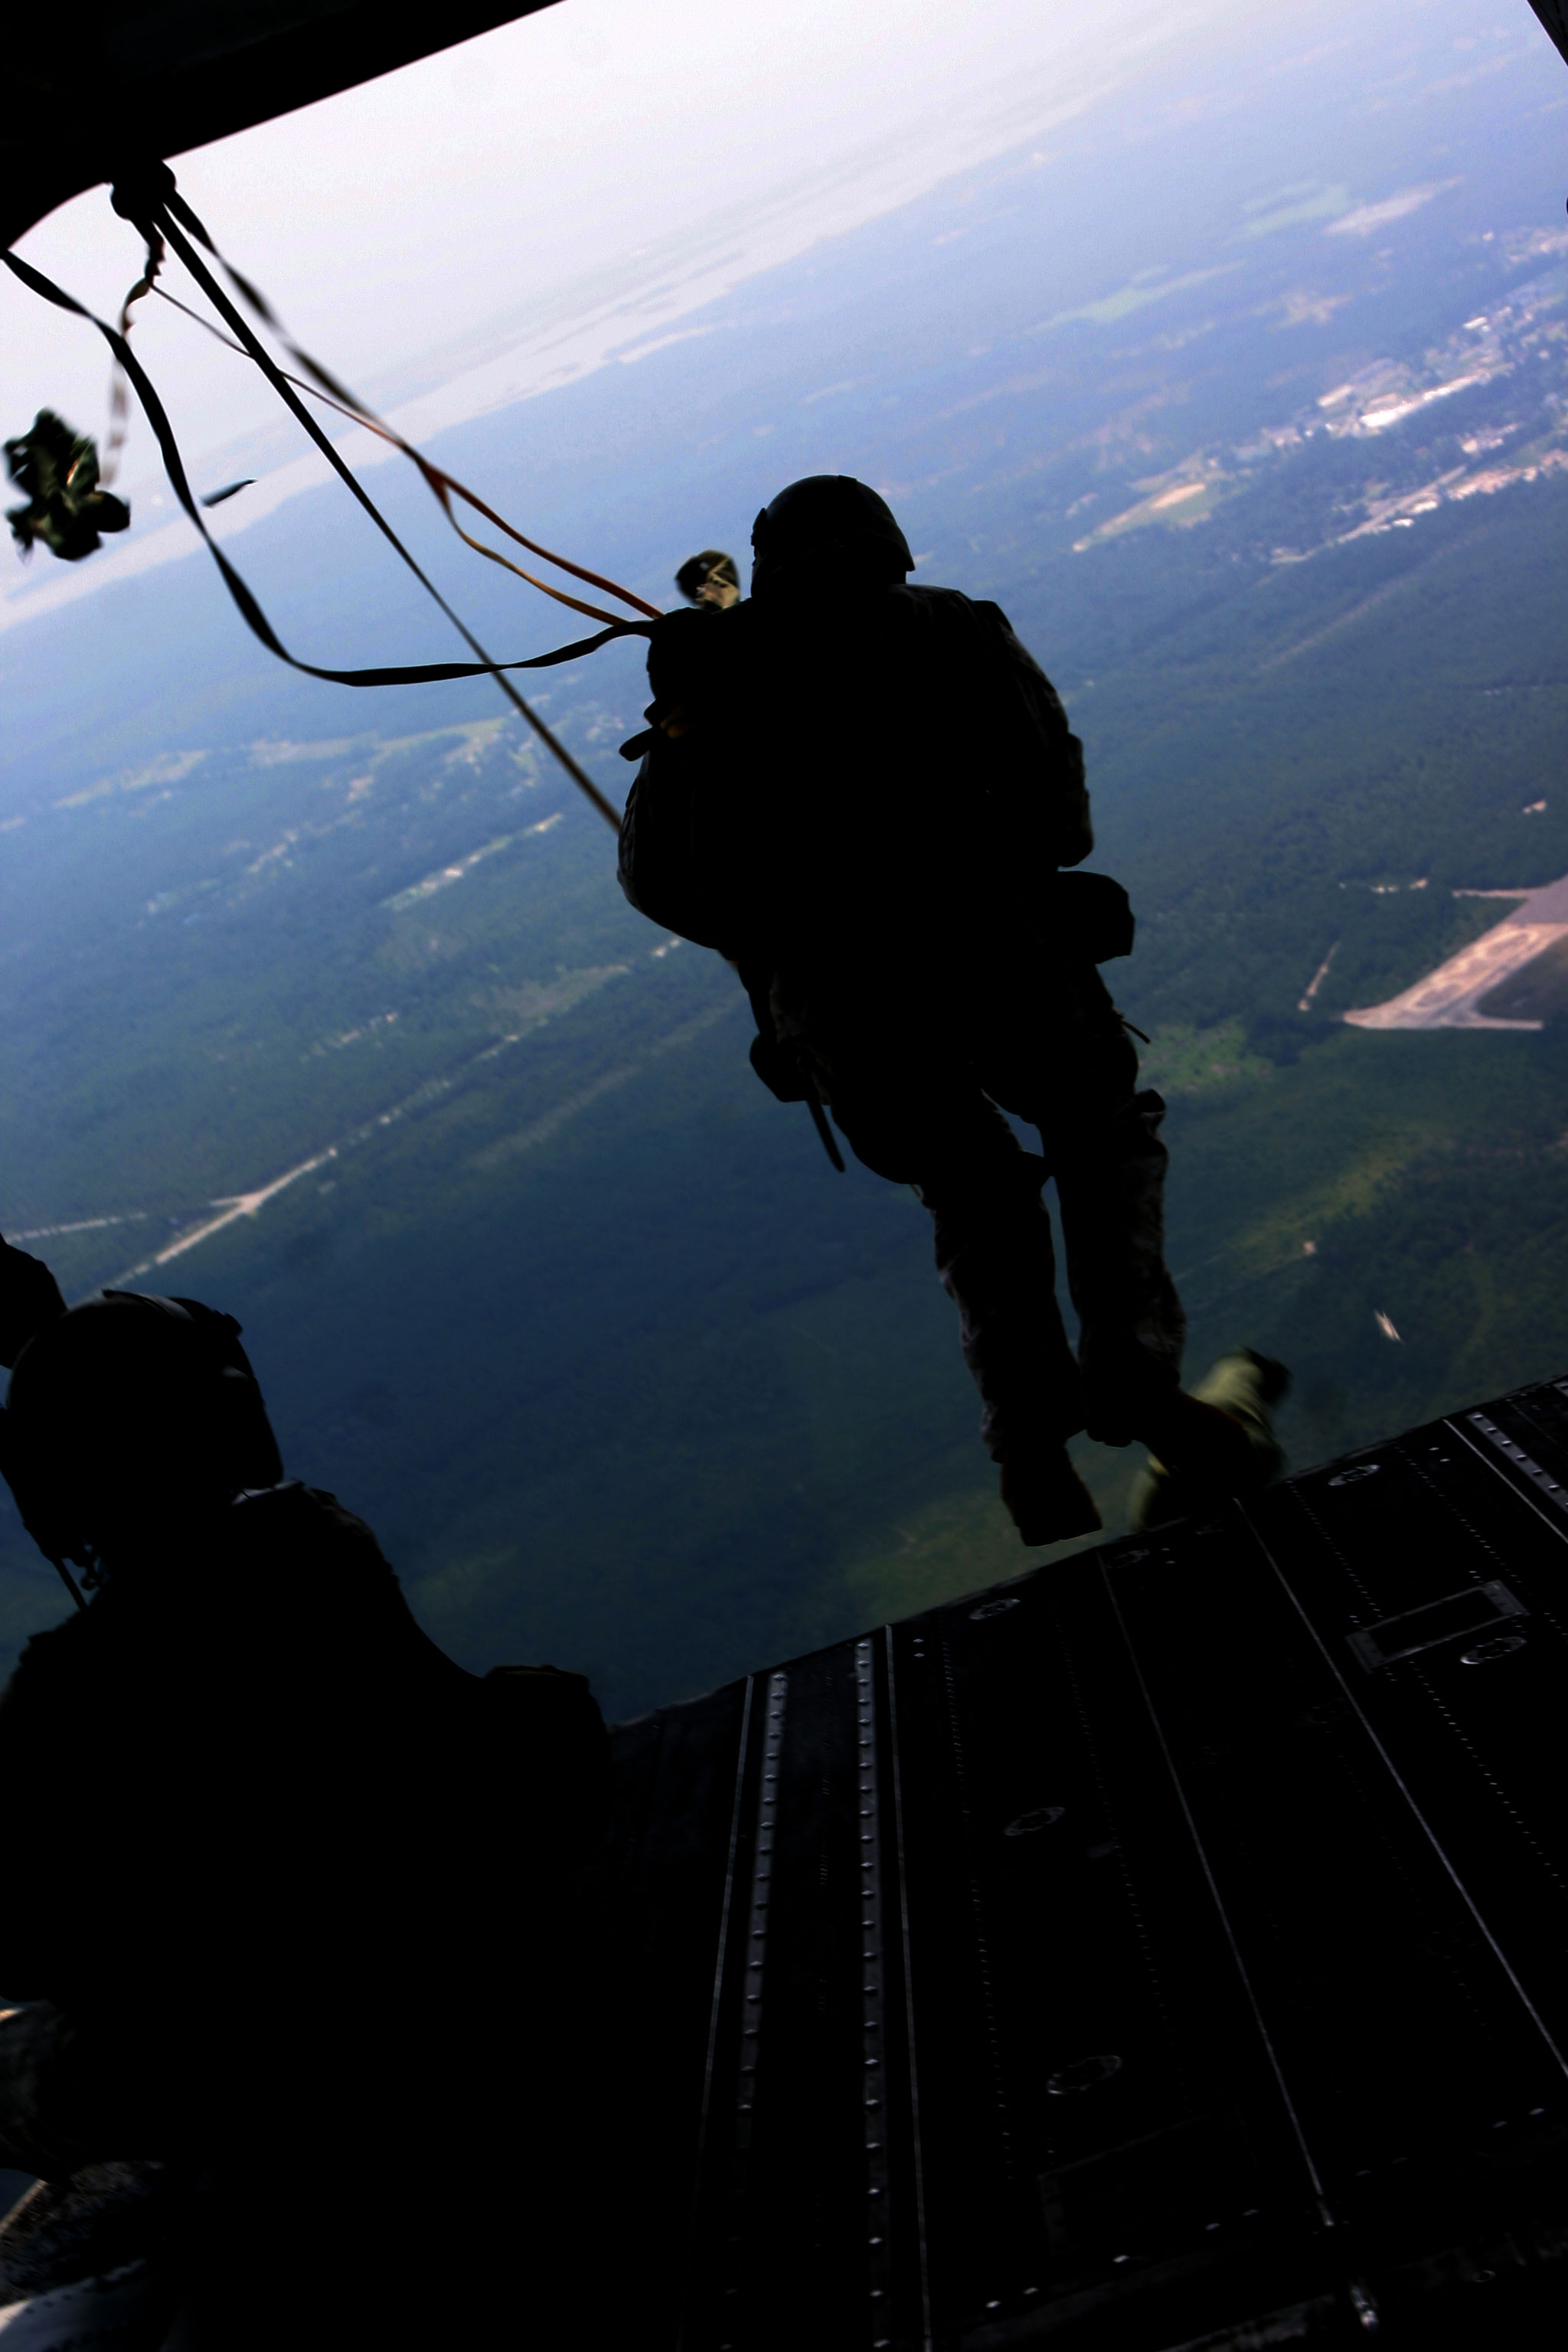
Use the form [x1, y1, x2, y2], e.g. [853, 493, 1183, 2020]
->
[675, 548, 741, 605]
[0, 1291, 284, 1570]
[750, 475, 915, 597]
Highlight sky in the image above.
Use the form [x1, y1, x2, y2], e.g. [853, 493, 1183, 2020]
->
[3, 0, 1557, 642]
[0, 2, 1257, 530]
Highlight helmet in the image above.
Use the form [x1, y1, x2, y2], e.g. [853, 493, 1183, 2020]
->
[674, 548, 741, 605]
[0, 1291, 283, 1570]
[749, 475, 913, 597]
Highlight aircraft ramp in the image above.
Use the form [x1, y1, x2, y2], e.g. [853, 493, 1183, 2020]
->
[596, 1375, 1568, 2349]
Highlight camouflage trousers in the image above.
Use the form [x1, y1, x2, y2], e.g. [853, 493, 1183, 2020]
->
[779, 959, 1186, 1459]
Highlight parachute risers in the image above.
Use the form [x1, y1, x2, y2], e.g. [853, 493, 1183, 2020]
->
[132, 199, 661, 632]
[4, 174, 651, 831]
[591, 1369, 1568, 2346]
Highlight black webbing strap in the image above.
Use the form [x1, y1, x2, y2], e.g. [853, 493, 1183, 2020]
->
[805, 1088, 847, 1174]
[1, 237, 649, 825]
[159, 187, 660, 627]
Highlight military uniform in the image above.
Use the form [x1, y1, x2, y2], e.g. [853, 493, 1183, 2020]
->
[0, 1481, 605, 2149]
[619, 561, 1187, 1488]
[0, 1461, 608, 2334]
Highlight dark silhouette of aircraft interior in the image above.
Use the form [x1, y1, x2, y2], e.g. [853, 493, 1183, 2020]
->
[4, 5, 1568, 2346]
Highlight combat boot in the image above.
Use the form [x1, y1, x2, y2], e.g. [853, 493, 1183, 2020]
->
[998, 1445, 1102, 1547]
[1130, 1349, 1289, 1530]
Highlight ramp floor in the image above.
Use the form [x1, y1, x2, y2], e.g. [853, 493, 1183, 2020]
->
[593, 1374, 1568, 2349]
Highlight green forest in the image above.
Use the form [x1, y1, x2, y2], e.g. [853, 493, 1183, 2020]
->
[3, 10, 1566, 1716]
[5, 467, 1565, 1717]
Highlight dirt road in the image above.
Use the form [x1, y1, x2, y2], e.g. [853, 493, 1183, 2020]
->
[1344, 872, 1568, 1031]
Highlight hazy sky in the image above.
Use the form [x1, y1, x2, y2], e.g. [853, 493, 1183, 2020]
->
[4, 0, 1553, 641]
[2, 0, 1256, 481]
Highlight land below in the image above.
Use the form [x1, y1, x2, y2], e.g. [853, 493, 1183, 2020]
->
[2, 2, 1565, 1717]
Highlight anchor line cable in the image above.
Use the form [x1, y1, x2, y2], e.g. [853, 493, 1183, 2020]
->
[2, 229, 646, 829]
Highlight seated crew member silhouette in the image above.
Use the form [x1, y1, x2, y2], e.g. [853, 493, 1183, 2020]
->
[0, 1235, 607, 2340]
[619, 477, 1285, 1544]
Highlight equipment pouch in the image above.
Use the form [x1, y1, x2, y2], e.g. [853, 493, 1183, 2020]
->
[748, 1030, 811, 1104]
[1054, 871, 1135, 962]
